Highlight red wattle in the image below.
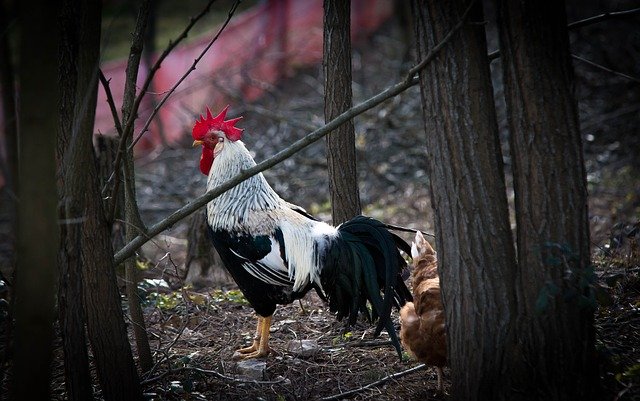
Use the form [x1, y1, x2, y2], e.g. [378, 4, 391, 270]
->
[200, 147, 214, 175]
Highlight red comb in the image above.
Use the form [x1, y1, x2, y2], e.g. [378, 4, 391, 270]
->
[192, 105, 244, 141]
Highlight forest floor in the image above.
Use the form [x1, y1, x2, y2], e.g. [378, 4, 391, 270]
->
[1, 5, 639, 401]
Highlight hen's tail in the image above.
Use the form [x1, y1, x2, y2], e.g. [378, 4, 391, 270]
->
[320, 215, 412, 357]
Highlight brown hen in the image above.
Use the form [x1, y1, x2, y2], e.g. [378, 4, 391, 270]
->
[399, 231, 446, 391]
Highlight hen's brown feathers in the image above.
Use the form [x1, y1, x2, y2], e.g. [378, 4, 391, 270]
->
[399, 232, 446, 390]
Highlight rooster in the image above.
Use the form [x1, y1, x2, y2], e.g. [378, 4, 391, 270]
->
[191, 106, 412, 359]
[399, 231, 446, 391]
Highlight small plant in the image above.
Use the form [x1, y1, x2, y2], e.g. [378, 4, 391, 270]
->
[209, 289, 249, 305]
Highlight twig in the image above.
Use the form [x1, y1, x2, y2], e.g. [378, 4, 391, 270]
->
[129, 0, 242, 150]
[141, 366, 286, 386]
[320, 364, 427, 401]
[107, 0, 222, 215]
[572, 54, 640, 84]
[384, 223, 435, 238]
[567, 7, 640, 30]
[489, 48, 640, 84]
[488, 6, 640, 62]
[113, 1, 473, 265]
[98, 70, 124, 137]
[98, 70, 126, 222]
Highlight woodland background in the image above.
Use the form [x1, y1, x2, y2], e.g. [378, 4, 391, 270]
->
[0, 0, 639, 400]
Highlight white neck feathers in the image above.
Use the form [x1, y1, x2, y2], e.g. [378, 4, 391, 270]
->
[205, 140, 283, 232]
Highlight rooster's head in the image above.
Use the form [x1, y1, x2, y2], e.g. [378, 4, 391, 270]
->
[192, 105, 244, 175]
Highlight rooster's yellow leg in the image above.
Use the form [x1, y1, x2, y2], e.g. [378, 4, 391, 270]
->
[236, 316, 263, 354]
[238, 316, 271, 359]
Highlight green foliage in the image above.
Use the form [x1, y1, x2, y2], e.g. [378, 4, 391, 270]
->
[616, 363, 640, 384]
[146, 291, 181, 310]
[209, 289, 248, 305]
[331, 331, 353, 346]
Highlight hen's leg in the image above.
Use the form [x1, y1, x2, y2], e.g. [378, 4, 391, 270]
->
[237, 315, 271, 359]
[236, 316, 262, 355]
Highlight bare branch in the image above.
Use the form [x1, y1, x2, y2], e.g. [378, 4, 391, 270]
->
[127, 0, 218, 136]
[129, 0, 242, 150]
[320, 364, 427, 401]
[141, 366, 286, 386]
[572, 54, 640, 84]
[98, 69, 123, 137]
[488, 6, 640, 62]
[113, 5, 472, 265]
[567, 7, 640, 30]
[488, 50, 640, 84]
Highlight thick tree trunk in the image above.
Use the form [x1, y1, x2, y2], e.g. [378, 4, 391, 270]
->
[413, 1, 518, 399]
[496, 0, 601, 399]
[57, 1, 93, 398]
[0, 4, 18, 389]
[323, 0, 361, 224]
[0, 1, 17, 196]
[11, 0, 60, 399]
[56, 1, 143, 399]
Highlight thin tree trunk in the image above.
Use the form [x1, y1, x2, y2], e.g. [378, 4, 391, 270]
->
[323, 0, 361, 224]
[11, 0, 59, 398]
[121, 0, 154, 373]
[413, 1, 518, 399]
[496, 0, 601, 399]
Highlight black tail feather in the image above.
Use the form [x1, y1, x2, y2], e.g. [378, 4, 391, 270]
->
[320, 215, 412, 357]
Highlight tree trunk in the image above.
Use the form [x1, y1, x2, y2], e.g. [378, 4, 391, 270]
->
[56, 1, 144, 399]
[323, 0, 361, 224]
[496, 0, 601, 398]
[56, 0, 95, 398]
[11, 0, 60, 398]
[121, 0, 154, 374]
[0, 1, 17, 196]
[0, 3, 18, 390]
[413, 1, 518, 399]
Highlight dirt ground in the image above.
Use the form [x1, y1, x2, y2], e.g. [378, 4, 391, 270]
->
[1, 5, 639, 401]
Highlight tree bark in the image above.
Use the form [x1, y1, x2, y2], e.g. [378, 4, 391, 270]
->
[121, 0, 154, 373]
[0, 1, 17, 195]
[56, 1, 144, 399]
[11, 0, 60, 398]
[57, 0, 94, 398]
[413, 1, 518, 399]
[496, 0, 601, 398]
[323, 0, 361, 224]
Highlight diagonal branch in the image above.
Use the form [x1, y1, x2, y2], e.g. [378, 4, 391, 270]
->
[567, 7, 640, 30]
[320, 364, 427, 401]
[113, 3, 474, 265]
[129, 0, 242, 150]
[571, 54, 640, 84]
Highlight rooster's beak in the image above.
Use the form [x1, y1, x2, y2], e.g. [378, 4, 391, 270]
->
[192, 140, 204, 147]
